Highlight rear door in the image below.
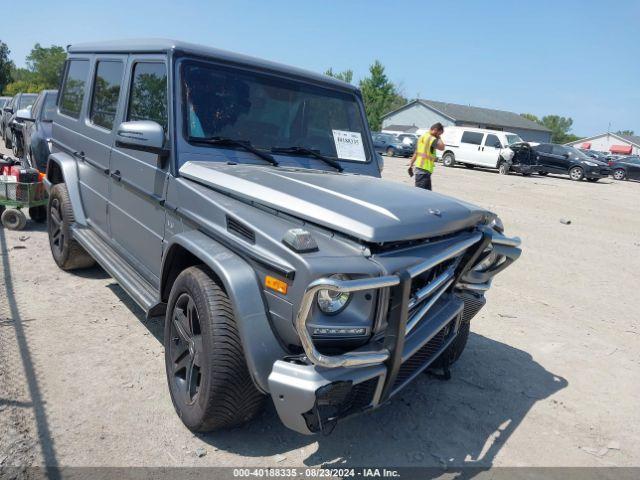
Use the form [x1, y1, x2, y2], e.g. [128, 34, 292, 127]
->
[108, 56, 169, 285]
[549, 145, 573, 173]
[458, 130, 484, 165]
[534, 144, 560, 172]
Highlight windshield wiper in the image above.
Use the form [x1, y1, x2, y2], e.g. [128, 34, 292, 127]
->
[271, 146, 343, 172]
[189, 136, 279, 167]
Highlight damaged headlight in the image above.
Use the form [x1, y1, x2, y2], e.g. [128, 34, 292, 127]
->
[317, 274, 352, 314]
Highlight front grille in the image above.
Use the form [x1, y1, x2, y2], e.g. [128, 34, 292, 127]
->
[342, 377, 378, 415]
[392, 321, 453, 390]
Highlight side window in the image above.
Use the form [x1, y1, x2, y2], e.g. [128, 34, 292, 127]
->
[42, 94, 58, 121]
[59, 60, 90, 118]
[485, 134, 501, 148]
[535, 144, 552, 154]
[461, 131, 483, 145]
[90, 61, 124, 130]
[30, 95, 42, 118]
[127, 62, 168, 131]
[552, 145, 567, 156]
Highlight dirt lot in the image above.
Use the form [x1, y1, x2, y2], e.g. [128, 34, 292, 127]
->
[1, 146, 639, 471]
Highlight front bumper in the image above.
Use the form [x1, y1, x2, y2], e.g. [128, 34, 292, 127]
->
[268, 228, 521, 434]
[585, 166, 611, 178]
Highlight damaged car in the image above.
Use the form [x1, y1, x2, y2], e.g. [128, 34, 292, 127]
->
[44, 39, 521, 435]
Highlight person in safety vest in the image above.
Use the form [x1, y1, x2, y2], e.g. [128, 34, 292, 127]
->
[408, 122, 445, 190]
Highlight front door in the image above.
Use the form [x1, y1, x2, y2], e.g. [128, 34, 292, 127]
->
[478, 133, 502, 167]
[108, 56, 169, 286]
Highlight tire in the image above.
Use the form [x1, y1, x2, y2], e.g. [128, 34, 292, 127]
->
[386, 147, 395, 157]
[165, 265, 265, 432]
[442, 152, 455, 167]
[613, 169, 626, 181]
[538, 171, 549, 176]
[498, 161, 509, 175]
[431, 319, 471, 369]
[569, 166, 584, 181]
[4, 128, 12, 149]
[47, 183, 95, 270]
[11, 132, 22, 158]
[586, 178, 599, 183]
[29, 205, 47, 223]
[1, 209, 27, 230]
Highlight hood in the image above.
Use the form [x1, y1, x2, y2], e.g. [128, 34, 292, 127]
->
[180, 162, 489, 243]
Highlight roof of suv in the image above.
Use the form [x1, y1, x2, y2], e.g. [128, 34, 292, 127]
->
[68, 38, 357, 92]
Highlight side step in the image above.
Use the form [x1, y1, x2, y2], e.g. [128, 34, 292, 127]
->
[71, 225, 165, 318]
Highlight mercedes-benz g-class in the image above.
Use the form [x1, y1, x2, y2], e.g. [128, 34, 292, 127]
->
[45, 39, 521, 435]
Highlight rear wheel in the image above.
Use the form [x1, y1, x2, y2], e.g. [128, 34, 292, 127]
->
[47, 183, 95, 270]
[613, 169, 626, 181]
[165, 266, 265, 432]
[1, 209, 27, 230]
[442, 152, 455, 167]
[569, 166, 584, 181]
[29, 205, 47, 223]
[386, 147, 395, 157]
[498, 161, 509, 175]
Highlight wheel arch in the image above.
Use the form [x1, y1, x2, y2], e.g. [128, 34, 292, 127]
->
[45, 152, 87, 225]
[161, 230, 287, 393]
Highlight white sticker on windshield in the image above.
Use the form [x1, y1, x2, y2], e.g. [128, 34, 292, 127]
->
[332, 130, 366, 162]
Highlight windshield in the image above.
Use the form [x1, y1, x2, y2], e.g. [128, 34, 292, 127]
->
[18, 94, 37, 109]
[182, 60, 369, 162]
[505, 134, 523, 145]
[42, 93, 58, 121]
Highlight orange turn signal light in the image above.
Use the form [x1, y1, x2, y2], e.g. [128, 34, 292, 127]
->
[265, 276, 288, 295]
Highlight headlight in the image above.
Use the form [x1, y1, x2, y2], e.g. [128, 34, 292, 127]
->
[490, 216, 504, 233]
[583, 161, 599, 167]
[317, 274, 351, 314]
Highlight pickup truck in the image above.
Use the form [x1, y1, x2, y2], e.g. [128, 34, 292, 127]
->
[44, 39, 521, 435]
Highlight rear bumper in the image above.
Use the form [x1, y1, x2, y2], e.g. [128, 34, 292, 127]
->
[268, 227, 520, 434]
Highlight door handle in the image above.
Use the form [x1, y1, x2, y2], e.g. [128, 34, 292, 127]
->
[110, 170, 122, 181]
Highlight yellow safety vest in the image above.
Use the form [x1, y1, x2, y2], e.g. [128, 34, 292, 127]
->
[415, 133, 437, 173]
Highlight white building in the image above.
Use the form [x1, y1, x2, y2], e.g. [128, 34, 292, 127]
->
[565, 132, 640, 155]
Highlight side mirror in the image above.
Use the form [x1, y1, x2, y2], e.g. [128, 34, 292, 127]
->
[15, 108, 35, 122]
[563, 153, 570, 159]
[115, 120, 169, 164]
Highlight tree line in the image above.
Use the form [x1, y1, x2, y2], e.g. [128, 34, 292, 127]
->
[0, 41, 66, 96]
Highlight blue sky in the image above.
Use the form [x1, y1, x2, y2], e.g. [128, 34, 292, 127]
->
[3, 0, 638, 136]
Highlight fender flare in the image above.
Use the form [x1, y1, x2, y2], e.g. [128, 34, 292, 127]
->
[45, 152, 87, 226]
[161, 230, 287, 393]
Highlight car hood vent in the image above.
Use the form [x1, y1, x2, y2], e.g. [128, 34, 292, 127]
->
[226, 215, 256, 243]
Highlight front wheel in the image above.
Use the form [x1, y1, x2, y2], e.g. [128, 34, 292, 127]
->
[569, 166, 584, 181]
[47, 183, 95, 270]
[165, 265, 265, 432]
[11, 132, 22, 158]
[4, 128, 12, 149]
[442, 152, 455, 167]
[386, 147, 395, 157]
[613, 169, 626, 181]
[498, 161, 509, 175]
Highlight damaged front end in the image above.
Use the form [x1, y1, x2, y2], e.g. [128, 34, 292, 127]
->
[268, 225, 521, 435]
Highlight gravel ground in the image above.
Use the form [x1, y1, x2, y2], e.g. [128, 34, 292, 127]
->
[1, 146, 639, 470]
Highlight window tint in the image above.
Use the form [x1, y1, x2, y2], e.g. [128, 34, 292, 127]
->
[60, 60, 90, 118]
[128, 62, 167, 131]
[552, 145, 568, 156]
[90, 61, 123, 129]
[461, 131, 483, 145]
[535, 144, 552, 153]
[485, 134, 501, 148]
[42, 93, 58, 121]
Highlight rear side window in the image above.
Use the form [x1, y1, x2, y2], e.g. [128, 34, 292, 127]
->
[461, 131, 483, 145]
[60, 60, 90, 118]
[552, 145, 568, 156]
[127, 62, 168, 131]
[90, 61, 124, 130]
[485, 134, 501, 148]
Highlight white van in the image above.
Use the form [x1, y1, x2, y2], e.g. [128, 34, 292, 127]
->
[437, 126, 523, 174]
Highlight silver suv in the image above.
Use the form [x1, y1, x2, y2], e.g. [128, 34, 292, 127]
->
[45, 39, 521, 435]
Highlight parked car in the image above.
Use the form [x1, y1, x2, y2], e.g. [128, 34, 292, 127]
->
[532, 143, 611, 181]
[437, 126, 523, 173]
[372, 132, 414, 157]
[397, 133, 419, 147]
[610, 155, 640, 181]
[44, 39, 520, 435]
[13, 90, 58, 171]
[580, 149, 609, 162]
[1, 93, 38, 149]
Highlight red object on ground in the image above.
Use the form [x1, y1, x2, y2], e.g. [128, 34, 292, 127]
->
[610, 145, 632, 155]
[581, 142, 592, 149]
